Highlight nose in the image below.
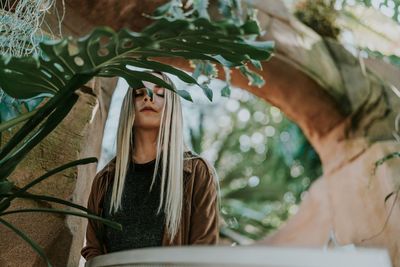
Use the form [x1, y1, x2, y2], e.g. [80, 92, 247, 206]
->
[143, 93, 154, 102]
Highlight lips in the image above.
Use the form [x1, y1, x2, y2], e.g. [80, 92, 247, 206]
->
[140, 107, 157, 112]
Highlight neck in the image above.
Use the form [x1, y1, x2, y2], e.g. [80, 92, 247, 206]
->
[132, 127, 159, 164]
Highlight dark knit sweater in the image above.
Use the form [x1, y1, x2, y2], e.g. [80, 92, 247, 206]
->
[102, 159, 165, 253]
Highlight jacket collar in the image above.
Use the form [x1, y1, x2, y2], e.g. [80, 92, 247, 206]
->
[106, 151, 195, 174]
[183, 151, 194, 174]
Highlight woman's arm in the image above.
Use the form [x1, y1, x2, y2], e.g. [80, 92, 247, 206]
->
[189, 159, 219, 244]
[81, 172, 106, 260]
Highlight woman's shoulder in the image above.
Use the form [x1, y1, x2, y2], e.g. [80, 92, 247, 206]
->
[184, 151, 216, 180]
[183, 152, 218, 198]
[87, 157, 117, 206]
[92, 157, 117, 186]
[184, 150, 206, 166]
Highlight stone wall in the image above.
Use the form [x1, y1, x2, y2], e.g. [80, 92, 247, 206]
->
[2, 0, 400, 266]
[0, 90, 96, 267]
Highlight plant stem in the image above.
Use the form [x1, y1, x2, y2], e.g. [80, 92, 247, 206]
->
[0, 109, 38, 133]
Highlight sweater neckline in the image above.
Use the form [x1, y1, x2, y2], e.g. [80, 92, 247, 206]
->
[132, 158, 156, 172]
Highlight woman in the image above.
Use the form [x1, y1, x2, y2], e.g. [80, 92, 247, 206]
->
[81, 72, 219, 261]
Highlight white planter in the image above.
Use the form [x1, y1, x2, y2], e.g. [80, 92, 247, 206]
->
[86, 246, 392, 267]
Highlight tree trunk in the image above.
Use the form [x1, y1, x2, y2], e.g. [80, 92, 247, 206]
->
[4, 0, 399, 266]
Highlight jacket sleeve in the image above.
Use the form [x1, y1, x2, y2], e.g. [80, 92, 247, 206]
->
[189, 159, 219, 244]
[81, 172, 106, 261]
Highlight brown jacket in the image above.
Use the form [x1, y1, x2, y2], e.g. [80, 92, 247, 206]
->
[81, 152, 219, 260]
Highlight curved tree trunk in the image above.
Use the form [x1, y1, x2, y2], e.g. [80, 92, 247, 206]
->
[4, 0, 399, 266]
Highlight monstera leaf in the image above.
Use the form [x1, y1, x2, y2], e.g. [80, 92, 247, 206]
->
[0, 17, 273, 180]
[0, 5, 274, 266]
[0, 18, 273, 100]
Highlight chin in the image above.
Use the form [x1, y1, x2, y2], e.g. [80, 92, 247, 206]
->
[134, 122, 161, 130]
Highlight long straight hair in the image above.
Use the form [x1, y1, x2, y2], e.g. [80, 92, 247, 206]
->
[109, 72, 185, 239]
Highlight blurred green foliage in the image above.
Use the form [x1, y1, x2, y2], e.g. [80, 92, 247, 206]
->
[343, 0, 400, 23]
[185, 89, 322, 242]
[362, 48, 400, 68]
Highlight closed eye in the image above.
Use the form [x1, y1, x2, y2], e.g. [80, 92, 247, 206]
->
[134, 89, 145, 96]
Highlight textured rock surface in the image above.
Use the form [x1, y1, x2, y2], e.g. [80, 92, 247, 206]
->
[3, 0, 399, 266]
[0, 199, 71, 267]
[0, 91, 96, 266]
[66, 77, 118, 267]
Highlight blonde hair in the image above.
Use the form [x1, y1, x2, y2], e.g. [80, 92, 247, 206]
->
[109, 72, 185, 239]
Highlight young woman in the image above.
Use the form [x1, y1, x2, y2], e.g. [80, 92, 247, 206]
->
[81, 72, 219, 261]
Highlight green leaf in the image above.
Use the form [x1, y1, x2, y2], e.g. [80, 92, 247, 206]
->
[1, 208, 122, 231]
[161, 39, 238, 57]
[211, 55, 241, 67]
[177, 90, 193, 102]
[221, 65, 232, 97]
[0, 21, 273, 100]
[243, 40, 275, 54]
[0, 198, 10, 212]
[0, 74, 92, 162]
[203, 61, 218, 77]
[124, 59, 198, 85]
[9, 157, 97, 200]
[142, 18, 190, 35]
[218, 0, 233, 18]
[0, 180, 13, 194]
[241, 19, 261, 35]
[193, 0, 210, 19]
[139, 50, 218, 62]
[0, 94, 79, 179]
[0, 17, 275, 177]
[151, 1, 186, 20]
[145, 87, 154, 99]
[120, 70, 175, 92]
[152, 1, 173, 17]
[98, 68, 144, 89]
[201, 85, 213, 101]
[238, 65, 265, 87]
[0, 109, 38, 133]
[191, 60, 218, 80]
[221, 84, 231, 97]
[192, 61, 203, 80]
[388, 55, 400, 67]
[0, 218, 52, 267]
[4, 193, 91, 213]
[250, 59, 262, 70]
[374, 152, 400, 174]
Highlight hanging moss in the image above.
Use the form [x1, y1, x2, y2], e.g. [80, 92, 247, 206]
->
[0, 1, 56, 56]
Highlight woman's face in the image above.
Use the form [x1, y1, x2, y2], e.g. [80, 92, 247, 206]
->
[133, 74, 165, 130]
